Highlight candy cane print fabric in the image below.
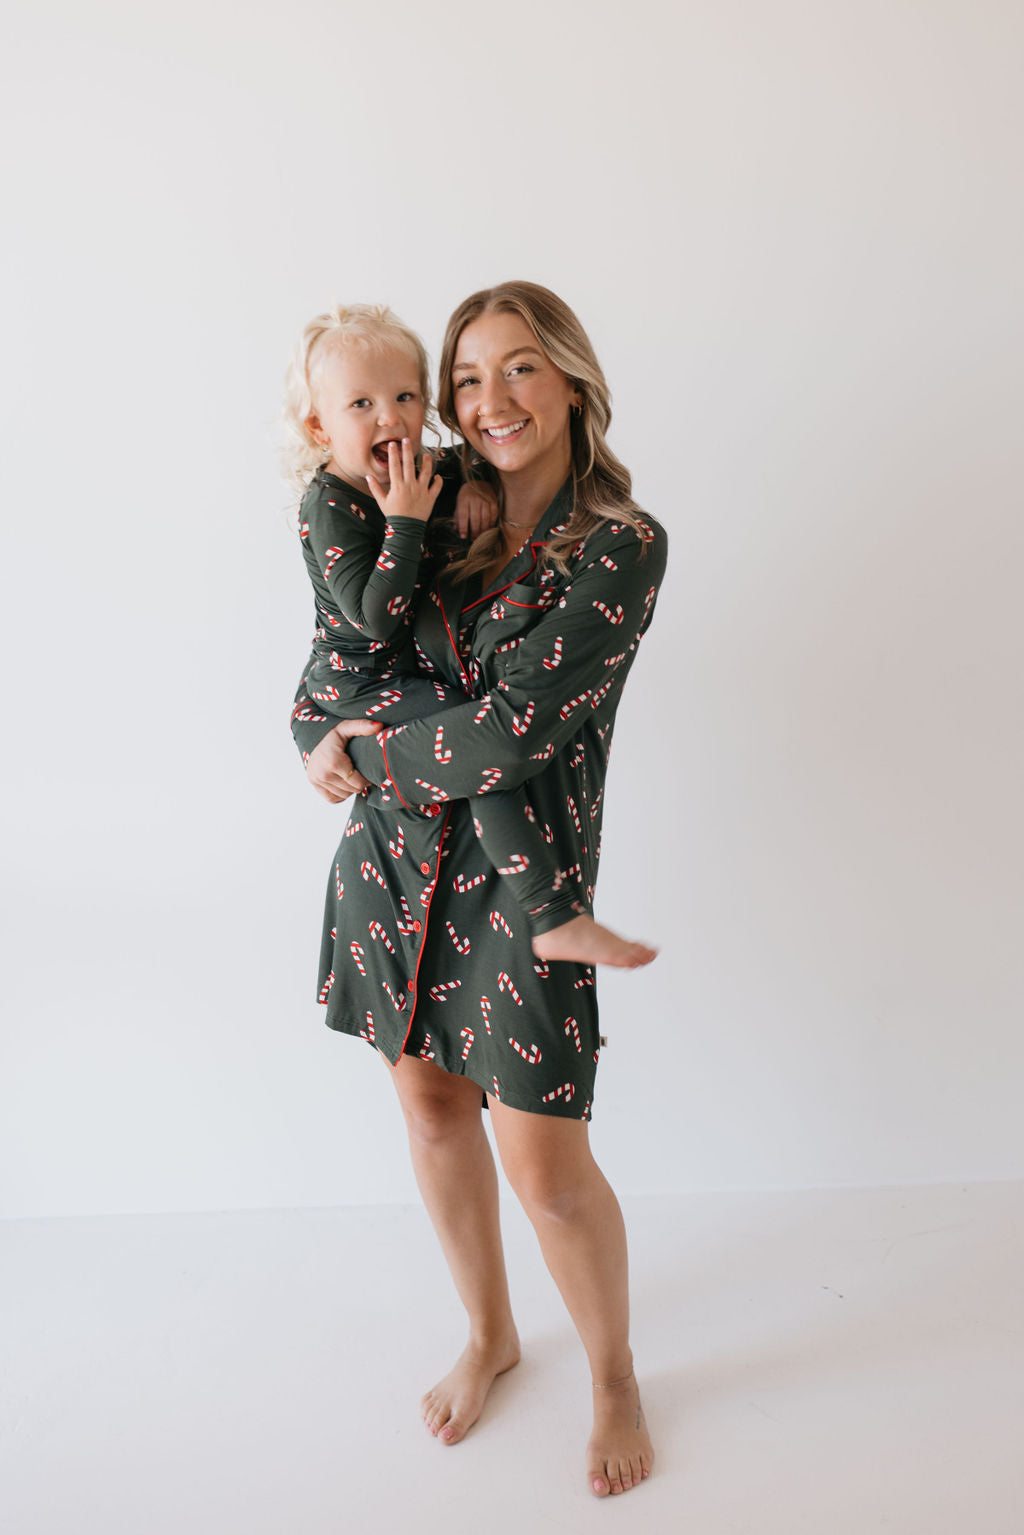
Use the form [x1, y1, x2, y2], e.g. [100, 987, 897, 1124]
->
[307, 480, 666, 1120]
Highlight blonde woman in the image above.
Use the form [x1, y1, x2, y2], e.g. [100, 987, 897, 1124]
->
[293, 282, 667, 1498]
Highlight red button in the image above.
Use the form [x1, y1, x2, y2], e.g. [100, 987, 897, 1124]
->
[420, 862, 431, 875]
[408, 980, 415, 991]
[412, 921, 422, 932]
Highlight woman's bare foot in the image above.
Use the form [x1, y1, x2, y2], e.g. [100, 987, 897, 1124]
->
[586, 1372, 654, 1497]
[421, 1330, 521, 1445]
[532, 914, 657, 969]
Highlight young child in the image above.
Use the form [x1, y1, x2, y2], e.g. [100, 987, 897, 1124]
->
[285, 303, 655, 968]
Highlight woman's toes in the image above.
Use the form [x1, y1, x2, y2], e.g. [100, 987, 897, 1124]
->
[628, 1453, 645, 1485]
[591, 1473, 610, 1497]
[439, 1417, 463, 1444]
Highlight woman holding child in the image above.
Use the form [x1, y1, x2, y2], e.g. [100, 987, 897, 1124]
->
[287, 281, 667, 1497]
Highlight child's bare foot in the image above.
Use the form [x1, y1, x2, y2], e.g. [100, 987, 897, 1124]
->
[587, 1371, 653, 1497]
[421, 1330, 521, 1445]
[532, 914, 657, 968]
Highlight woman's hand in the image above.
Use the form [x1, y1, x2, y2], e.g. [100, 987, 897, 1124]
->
[306, 719, 382, 803]
[366, 439, 442, 524]
[454, 478, 500, 540]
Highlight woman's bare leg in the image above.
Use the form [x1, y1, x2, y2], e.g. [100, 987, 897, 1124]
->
[384, 1053, 520, 1443]
[489, 1100, 653, 1497]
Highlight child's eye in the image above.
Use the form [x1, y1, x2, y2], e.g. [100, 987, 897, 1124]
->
[397, 391, 417, 403]
[350, 398, 372, 409]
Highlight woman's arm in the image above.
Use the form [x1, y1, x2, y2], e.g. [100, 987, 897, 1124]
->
[347, 518, 668, 804]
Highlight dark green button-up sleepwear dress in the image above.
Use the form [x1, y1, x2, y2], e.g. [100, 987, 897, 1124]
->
[292, 480, 668, 1119]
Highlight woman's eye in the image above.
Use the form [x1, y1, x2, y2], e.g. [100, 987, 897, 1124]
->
[509, 364, 534, 376]
[455, 376, 478, 389]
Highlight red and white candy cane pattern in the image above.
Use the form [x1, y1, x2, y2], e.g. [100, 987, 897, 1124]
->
[460, 1028, 474, 1060]
[494, 636, 522, 655]
[567, 796, 582, 832]
[480, 995, 492, 1034]
[599, 553, 618, 571]
[418, 876, 437, 908]
[508, 1036, 542, 1065]
[473, 696, 493, 724]
[322, 546, 344, 577]
[369, 921, 396, 954]
[349, 501, 367, 521]
[541, 637, 563, 670]
[489, 911, 514, 939]
[375, 552, 397, 572]
[428, 980, 462, 1003]
[497, 854, 530, 875]
[603, 651, 627, 668]
[366, 689, 404, 715]
[414, 779, 450, 802]
[529, 743, 555, 762]
[589, 789, 604, 820]
[419, 1034, 435, 1061]
[433, 726, 452, 763]
[453, 871, 487, 893]
[573, 969, 596, 990]
[541, 1082, 576, 1106]
[344, 820, 364, 838]
[318, 971, 335, 1003]
[360, 1012, 375, 1043]
[445, 920, 471, 955]
[564, 1016, 582, 1052]
[433, 681, 448, 701]
[559, 691, 591, 720]
[591, 677, 616, 710]
[349, 943, 366, 975]
[479, 768, 503, 793]
[492, 1076, 501, 1100]
[300, 520, 309, 539]
[533, 959, 551, 979]
[310, 684, 340, 703]
[592, 600, 624, 625]
[335, 864, 344, 899]
[511, 701, 535, 736]
[382, 980, 406, 1011]
[561, 863, 582, 884]
[387, 826, 404, 859]
[498, 971, 523, 1005]
[397, 896, 418, 934]
[360, 861, 387, 889]
[413, 638, 437, 673]
[385, 595, 409, 616]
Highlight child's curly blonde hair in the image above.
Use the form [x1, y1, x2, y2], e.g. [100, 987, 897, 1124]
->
[280, 303, 435, 498]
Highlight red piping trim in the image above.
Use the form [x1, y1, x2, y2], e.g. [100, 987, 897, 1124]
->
[459, 541, 546, 615]
[378, 734, 411, 810]
[438, 587, 474, 693]
[396, 806, 452, 1052]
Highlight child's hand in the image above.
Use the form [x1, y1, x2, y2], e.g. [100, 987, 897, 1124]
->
[366, 439, 442, 524]
[455, 478, 500, 540]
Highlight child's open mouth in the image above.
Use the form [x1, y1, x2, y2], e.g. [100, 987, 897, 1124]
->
[372, 439, 402, 467]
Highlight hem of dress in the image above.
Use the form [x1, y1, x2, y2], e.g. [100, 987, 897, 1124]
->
[322, 1011, 595, 1120]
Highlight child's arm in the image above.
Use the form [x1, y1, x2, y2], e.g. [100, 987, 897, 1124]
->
[306, 448, 441, 642]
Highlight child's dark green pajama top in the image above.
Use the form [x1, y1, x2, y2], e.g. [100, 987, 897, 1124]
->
[292, 481, 668, 1120]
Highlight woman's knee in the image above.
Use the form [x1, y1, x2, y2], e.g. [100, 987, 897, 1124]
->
[390, 1061, 482, 1148]
[501, 1146, 597, 1223]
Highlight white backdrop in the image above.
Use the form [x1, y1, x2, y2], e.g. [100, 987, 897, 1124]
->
[2, 0, 1021, 1218]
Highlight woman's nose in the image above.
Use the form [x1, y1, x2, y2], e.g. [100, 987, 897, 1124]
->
[478, 372, 511, 419]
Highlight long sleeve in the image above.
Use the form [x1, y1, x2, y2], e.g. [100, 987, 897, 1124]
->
[349, 518, 667, 804]
[304, 492, 427, 643]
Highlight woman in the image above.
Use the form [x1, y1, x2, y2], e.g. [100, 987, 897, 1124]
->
[291, 281, 668, 1498]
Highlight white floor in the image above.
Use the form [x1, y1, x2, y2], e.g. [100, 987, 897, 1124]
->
[2, 1183, 1022, 1534]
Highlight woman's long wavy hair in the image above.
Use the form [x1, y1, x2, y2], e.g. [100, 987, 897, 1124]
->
[280, 303, 436, 504]
[437, 281, 647, 581]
